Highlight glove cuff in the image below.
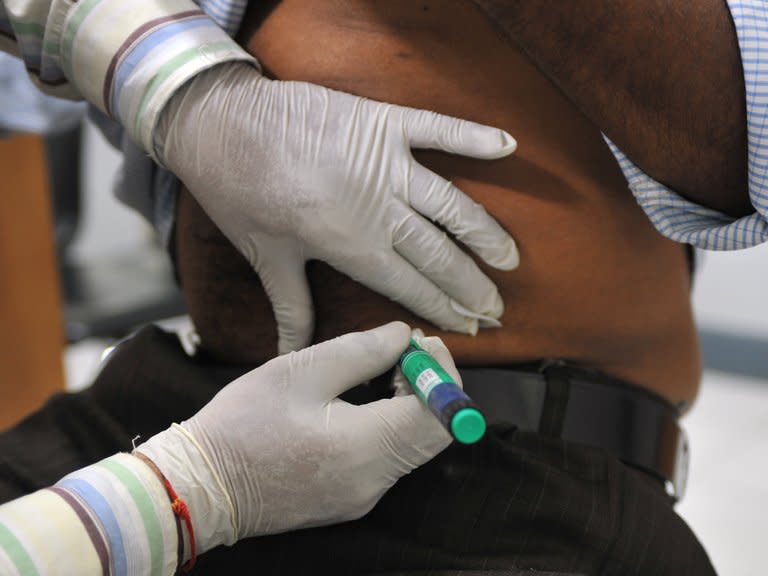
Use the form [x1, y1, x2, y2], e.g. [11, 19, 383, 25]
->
[135, 424, 238, 553]
[151, 59, 263, 167]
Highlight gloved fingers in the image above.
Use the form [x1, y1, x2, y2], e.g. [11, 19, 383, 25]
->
[252, 246, 315, 354]
[391, 203, 503, 318]
[342, 250, 478, 335]
[408, 163, 519, 271]
[299, 321, 411, 401]
[391, 329, 422, 397]
[361, 395, 452, 470]
[401, 106, 516, 160]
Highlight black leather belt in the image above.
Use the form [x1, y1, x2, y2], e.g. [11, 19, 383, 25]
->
[458, 361, 689, 501]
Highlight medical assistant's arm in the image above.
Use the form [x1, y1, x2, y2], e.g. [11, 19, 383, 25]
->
[0, 324, 457, 576]
[473, 0, 768, 250]
[0, 454, 180, 576]
[0, 0, 253, 150]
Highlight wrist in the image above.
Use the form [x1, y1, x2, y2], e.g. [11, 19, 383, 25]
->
[135, 424, 238, 554]
[53, 454, 179, 576]
[153, 60, 264, 167]
[132, 452, 194, 568]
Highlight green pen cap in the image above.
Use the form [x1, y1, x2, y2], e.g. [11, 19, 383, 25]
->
[450, 407, 487, 444]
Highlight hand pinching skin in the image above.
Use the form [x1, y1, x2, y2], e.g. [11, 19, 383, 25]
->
[157, 62, 519, 353]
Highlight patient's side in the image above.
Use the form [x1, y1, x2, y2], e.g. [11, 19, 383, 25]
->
[176, 0, 700, 406]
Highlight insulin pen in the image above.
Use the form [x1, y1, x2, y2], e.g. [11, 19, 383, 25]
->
[398, 339, 486, 444]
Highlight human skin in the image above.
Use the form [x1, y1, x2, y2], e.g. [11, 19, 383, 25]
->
[175, 0, 700, 406]
[471, 0, 749, 217]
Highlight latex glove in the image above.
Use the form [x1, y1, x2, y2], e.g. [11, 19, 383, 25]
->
[155, 62, 518, 354]
[136, 322, 459, 552]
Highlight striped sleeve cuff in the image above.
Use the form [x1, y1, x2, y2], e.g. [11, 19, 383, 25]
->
[0, 454, 179, 576]
[604, 0, 768, 251]
[57, 453, 179, 576]
[0, 489, 102, 575]
[1, 0, 81, 99]
[58, 0, 256, 155]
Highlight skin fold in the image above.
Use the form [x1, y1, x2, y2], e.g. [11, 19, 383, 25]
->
[176, 0, 700, 406]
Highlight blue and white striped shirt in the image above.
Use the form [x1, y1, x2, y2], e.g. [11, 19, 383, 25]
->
[607, 0, 768, 250]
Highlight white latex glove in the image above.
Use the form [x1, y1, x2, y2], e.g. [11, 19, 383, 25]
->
[155, 62, 519, 354]
[136, 322, 459, 553]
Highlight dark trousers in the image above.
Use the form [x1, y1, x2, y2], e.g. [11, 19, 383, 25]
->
[0, 326, 716, 575]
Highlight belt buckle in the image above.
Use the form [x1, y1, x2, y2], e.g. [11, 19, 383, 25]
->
[665, 426, 689, 501]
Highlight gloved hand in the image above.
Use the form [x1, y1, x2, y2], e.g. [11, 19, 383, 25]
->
[136, 322, 459, 553]
[155, 62, 519, 354]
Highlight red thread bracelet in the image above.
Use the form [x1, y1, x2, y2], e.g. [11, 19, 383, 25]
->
[160, 476, 197, 572]
[133, 452, 197, 571]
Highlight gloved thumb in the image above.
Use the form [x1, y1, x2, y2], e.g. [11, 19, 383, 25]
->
[300, 321, 411, 402]
[250, 240, 315, 354]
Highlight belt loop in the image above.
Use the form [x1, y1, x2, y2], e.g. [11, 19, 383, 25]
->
[538, 360, 571, 438]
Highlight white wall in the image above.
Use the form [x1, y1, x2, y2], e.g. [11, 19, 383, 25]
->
[692, 245, 768, 338]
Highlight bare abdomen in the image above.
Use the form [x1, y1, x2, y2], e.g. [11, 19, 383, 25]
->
[178, 0, 700, 404]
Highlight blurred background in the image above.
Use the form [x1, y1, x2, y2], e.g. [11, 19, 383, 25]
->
[1, 54, 766, 575]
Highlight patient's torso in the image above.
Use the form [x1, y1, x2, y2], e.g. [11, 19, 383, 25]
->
[178, 0, 700, 405]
